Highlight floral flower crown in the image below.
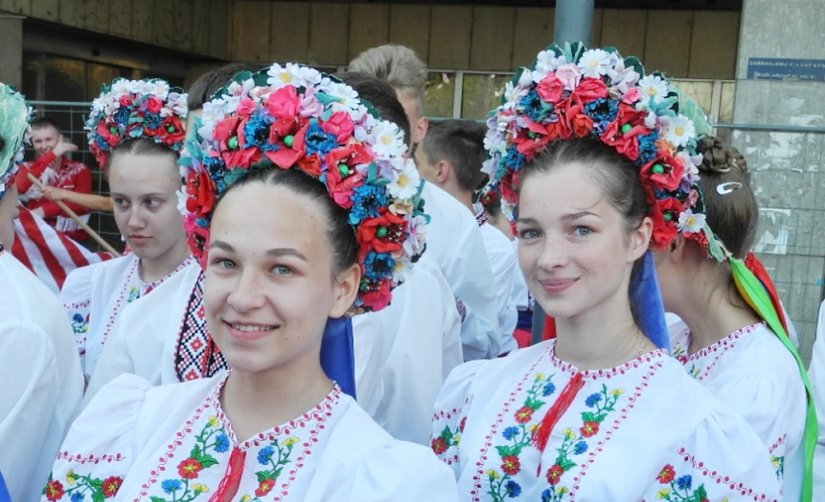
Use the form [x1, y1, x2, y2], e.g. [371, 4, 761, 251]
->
[0, 83, 30, 200]
[180, 63, 428, 312]
[86, 78, 188, 168]
[482, 42, 729, 261]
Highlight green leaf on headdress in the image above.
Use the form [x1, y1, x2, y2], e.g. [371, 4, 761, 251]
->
[602, 46, 619, 54]
[0, 84, 30, 181]
[562, 41, 587, 64]
[624, 56, 645, 77]
[701, 223, 728, 262]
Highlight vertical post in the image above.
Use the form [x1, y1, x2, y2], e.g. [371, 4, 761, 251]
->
[530, 0, 595, 345]
[553, 0, 594, 46]
[0, 14, 24, 89]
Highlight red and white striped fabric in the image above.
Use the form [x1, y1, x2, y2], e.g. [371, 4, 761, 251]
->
[11, 207, 114, 293]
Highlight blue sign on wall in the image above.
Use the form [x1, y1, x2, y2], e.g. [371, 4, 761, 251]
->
[747, 58, 825, 81]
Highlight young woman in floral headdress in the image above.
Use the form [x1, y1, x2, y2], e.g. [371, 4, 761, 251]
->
[655, 135, 815, 500]
[430, 43, 782, 500]
[60, 78, 196, 381]
[43, 64, 458, 501]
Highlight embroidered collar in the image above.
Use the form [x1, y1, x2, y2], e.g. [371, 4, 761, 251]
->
[475, 209, 488, 227]
[547, 339, 668, 379]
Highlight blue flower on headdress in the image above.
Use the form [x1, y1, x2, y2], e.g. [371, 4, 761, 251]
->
[143, 112, 162, 130]
[349, 184, 388, 225]
[304, 121, 337, 156]
[583, 98, 618, 123]
[113, 107, 131, 126]
[243, 111, 274, 150]
[518, 90, 549, 122]
[502, 147, 526, 171]
[364, 251, 395, 281]
[636, 132, 659, 166]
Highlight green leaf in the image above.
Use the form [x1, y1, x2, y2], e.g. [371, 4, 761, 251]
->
[150, 497, 169, 502]
[256, 470, 270, 483]
[495, 445, 516, 457]
[580, 412, 598, 423]
[189, 445, 201, 459]
[92, 492, 106, 502]
[559, 458, 577, 471]
[199, 454, 219, 468]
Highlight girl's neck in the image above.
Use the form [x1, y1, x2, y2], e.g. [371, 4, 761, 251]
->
[553, 294, 655, 371]
[137, 239, 190, 284]
[671, 261, 761, 355]
[220, 362, 333, 442]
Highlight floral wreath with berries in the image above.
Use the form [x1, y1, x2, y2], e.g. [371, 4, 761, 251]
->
[180, 63, 428, 313]
[0, 83, 30, 200]
[86, 78, 188, 168]
[482, 42, 729, 262]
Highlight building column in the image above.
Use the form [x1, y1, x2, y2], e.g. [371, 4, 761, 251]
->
[0, 14, 23, 88]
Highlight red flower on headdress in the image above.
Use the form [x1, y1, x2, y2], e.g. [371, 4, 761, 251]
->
[649, 196, 684, 249]
[144, 96, 163, 114]
[537, 74, 564, 103]
[360, 279, 391, 311]
[265, 122, 307, 169]
[357, 210, 407, 256]
[215, 116, 261, 168]
[324, 144, 370, 208]
[322, 111, 355, 143]
[572, 77, 608, 101]
[601, 104, 648, 161]
[186, 168, 216, 218]
[500, 171, 520, 206]
[640, 153, 684, 192]
[266, 86, 301, 136]
[570, 113, 594, 138]
[97, 121, 121, 147]
[159, 116, 186, 146]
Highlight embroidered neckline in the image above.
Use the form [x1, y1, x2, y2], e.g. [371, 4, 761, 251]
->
[547, 340, 667, 379]
[211, 372, 343, 448]
[475, 209, 488, 227]
[682, 321, 764, 362]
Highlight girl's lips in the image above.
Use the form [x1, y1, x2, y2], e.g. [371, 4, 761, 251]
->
[538, 277, 577, 294]
[224, 321, 278, 341]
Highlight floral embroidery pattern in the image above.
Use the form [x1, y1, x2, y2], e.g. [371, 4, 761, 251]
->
[151, 416, 228, 502]
[484, 372, 556, 501]
[432, 416, 464, 456]
[542, 384, 624, 501]
[238, 436, 299, 500]
[43, 471, 123, 501]
[654, 464, 711, 502]
[70, 313, 89, 335]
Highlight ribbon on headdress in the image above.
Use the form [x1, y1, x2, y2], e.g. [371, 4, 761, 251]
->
[731, 258, 818, 501]
[321, 317, 356, 399]
[629, 251, 670, 350]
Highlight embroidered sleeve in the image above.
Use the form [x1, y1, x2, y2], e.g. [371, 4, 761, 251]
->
[430, 361, 484, 475]
[43, 374, 150, 501]
[60, 267, 94, 372]
[641, 412, 782, 501]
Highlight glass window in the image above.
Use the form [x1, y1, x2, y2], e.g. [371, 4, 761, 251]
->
[22, 51, 41, 101]
[424, 72, 456, 120]
[671, 79, 713, 117]
[461, 73, 511, 120]
[719, 81, 736, 124]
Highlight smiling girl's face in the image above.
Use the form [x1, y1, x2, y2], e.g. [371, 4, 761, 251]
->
[516, 161, 650, 321]
[204, 181, 358, 377]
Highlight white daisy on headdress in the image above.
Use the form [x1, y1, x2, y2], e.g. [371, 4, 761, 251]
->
[163, 92, 188, 117]
[111, 79, 132, 97]
[677, 209, 706, 233]
[663, 114, 696, 148]
[370, 120, 405, 159]
[320, 80, 366, 119]
[577, 49, 612, 78]
[267, 63, 322, 90]
[225, 78, 256, 98]
[387, 157, 421, 200]
[534, 50, 567, 75]
[637, 74, 668, 104]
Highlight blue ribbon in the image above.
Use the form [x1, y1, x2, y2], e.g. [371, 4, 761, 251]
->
[320, 316, 357, 399]
[629, 251, 670, 351]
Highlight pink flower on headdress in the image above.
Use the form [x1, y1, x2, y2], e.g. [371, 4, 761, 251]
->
[144, 96, 163, 114]
[322, 111, 355, 143]
[571, 77, 608, 102]
[267, 86, 301, 122]
[554, 63, 581, 91]
[264, 123, 306, 169]
[536, 75, 564, 103]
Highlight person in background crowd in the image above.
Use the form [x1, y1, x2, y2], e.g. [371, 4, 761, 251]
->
[416, 119, 518, 353]
[15, 116, 93, 241]
[351, 44, 502, 360]
[431, 43, 781, 500]
[655, 135, 813, 499]
[0, 83, 83, 502]
[60, 78, 194, 381]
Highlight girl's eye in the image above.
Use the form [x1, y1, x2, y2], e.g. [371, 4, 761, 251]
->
[113, 198, 129, 208]
[272, 265, 292, 276]
[145, 198, 162, 209]
[572, 226, 593, 237]
[212, 258, 236, 270]
[519, 228, 540, 240]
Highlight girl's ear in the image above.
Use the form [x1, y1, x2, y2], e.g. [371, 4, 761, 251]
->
[329, 263, 361, 318]
[627, 216, 653, 263]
